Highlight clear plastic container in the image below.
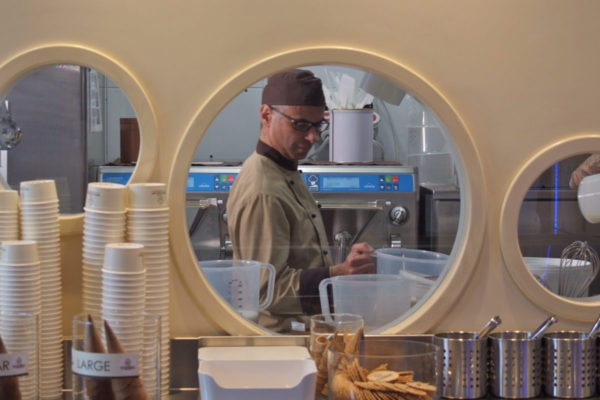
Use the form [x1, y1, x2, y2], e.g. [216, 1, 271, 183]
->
[327, 338, 441, 400]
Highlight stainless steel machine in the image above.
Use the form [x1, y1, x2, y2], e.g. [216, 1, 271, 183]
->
[183, 163, 419, 263]
[98, 163, 419, 263]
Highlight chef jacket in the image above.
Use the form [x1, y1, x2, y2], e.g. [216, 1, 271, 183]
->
[227, 141, 333, 331]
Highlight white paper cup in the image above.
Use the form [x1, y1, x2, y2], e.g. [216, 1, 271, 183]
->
[127, 216, 169, 224]
[103, 273, 146, 285]
[102, 270, 145, 282]
[0, 189, 19, 211]
[103, 243, 145, 273]
[102, 278, 144, 289]
[127, 236, 168, 244]
[85, 182, 127, 212]
[127, 211, 169, 220]
[127, 230, 169, 238]
[84, 210, 127, 223]
[1, 240, 39, 265]
[83, 231, 126, 243]
[20, 218, 59, 228]
[20, 179, 58, 203]
[128, 183, 167, 209]
[84, 220, 127, 232]
[19, 202, 59, 212]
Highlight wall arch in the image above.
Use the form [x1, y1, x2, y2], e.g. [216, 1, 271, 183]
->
[168, 46, 486, 334]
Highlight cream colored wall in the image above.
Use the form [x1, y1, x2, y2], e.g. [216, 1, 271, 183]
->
[3, 0, 600, 336]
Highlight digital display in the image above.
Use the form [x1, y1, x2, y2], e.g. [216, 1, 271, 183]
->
[322, 176, 360, 189]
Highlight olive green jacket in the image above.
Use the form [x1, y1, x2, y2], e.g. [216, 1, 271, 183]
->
[227, 149, 333, 331]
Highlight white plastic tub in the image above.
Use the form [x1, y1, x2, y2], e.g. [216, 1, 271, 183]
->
[198, 359, 316, 400]
[375, 247, 449, 279]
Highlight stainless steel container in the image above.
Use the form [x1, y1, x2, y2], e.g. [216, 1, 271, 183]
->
[434, 332, 487, 399]
[543, 331, 597, 398]
[489, 331, 542, 398]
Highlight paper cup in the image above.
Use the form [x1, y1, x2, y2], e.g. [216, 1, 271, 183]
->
[1, 240, 39, 265]
[85, 182, 127, 212]
[20, 179, 58, 203]
[103, 243, 145, 273]
[128, 183, 167, 209]
[84, 209, 127, 222]
[0, 311, 39, 400]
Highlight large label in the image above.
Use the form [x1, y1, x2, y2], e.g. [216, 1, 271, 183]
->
[0, 354, 28, 377]
[71, 349, 139, 378]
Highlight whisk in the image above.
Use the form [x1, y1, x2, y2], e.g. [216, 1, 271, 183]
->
[559, 241, 600, 297]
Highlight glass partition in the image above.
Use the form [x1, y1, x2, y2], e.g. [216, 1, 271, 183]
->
[187, 65, 463, 333]
[518, 153, 600, 298]
[0, 65, 137, 213]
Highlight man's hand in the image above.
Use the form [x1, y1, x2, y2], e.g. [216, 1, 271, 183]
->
[570, 153, 600, 189]
[330, 242, 375, 276]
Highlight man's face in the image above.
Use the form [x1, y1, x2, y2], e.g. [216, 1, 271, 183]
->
[260, 105, 325, 161]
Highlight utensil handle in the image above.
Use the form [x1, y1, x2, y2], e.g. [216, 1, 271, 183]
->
[587, 313, 600, 338]
[257, 263, 276, 310]
[477, 315, 502, 339]
[319, 278, 334, 316]
[530, 315, 558, 340]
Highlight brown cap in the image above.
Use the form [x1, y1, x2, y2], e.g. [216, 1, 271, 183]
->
[262, 69, 325, 106]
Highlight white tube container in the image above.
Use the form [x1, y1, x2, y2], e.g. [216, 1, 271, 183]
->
[329, 109, 373, 163]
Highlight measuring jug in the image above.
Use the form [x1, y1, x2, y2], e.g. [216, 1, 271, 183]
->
[319, 274, 410, 332]
[374, 248, 449, 279]
[199, 260, 275, 321]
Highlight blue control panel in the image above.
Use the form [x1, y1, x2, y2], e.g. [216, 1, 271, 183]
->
[101, 171, 415, 193]
[187, 172, 238, 192]
[302, 173, 413, 193]
[100, 172, 131, 186]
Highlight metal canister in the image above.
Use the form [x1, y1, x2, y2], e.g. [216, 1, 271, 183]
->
[489, 331, 542, 398]
[434, 332, 487, 399]
[543, 331, 597, 398]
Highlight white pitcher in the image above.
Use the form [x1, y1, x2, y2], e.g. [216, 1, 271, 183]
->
[200, 260, 275, 321]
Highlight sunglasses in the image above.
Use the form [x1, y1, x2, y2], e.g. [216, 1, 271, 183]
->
[269, 106, 329, 135]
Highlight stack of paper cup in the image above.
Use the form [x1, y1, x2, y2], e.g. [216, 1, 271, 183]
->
[19, 179, 62, 399]
[102, 243, 159, 393]
[0, 312, 39, 400]
[0, 190, 20, 293]
[0, 190, 19, 242]
[0, 240, 41, 400]
[127, 182, 170, 397]
[82, 182, 127, 323]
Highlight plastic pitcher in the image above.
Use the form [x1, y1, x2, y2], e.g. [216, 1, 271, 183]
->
[398, 270, 435, 306]
[319, 274, 411, 332]
[199, 260, 275, 321]
[374, 248, 449, 279]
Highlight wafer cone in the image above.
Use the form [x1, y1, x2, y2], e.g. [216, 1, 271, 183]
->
[84, 315, 115, 400]
[0, 335, 21, 400]
[104, 320, 149, 400]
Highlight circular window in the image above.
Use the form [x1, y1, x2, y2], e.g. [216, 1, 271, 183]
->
[500, 135, 600, 320]
[0, 45, 157, 216]
[169, 47, 486, 334]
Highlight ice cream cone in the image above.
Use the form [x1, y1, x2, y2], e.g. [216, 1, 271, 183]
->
[0, 335, 21, 400]
[84, 315, 115, 400]
[104, 320, 149, 400]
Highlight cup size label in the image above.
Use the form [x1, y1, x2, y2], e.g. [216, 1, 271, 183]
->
[0, 354, 28, 377]
[71, 349, 139, 378]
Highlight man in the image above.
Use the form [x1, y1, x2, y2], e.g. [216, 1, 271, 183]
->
[227, 69, 375, 331]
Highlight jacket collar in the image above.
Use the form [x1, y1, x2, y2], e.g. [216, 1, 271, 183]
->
[256, 140, 298, 171]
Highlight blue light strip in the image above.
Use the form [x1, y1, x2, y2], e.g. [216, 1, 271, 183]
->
[554, 162, 559, 235]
